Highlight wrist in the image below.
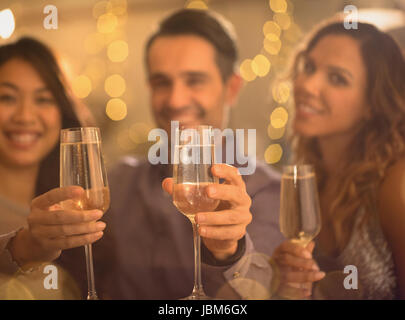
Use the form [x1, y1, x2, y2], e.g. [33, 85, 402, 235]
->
[7, 228, 53, 270]
[202, 237, 246, 266]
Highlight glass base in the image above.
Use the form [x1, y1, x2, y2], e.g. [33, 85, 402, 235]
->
[180, 288, 215, 300]
[87, 292, 99, 300]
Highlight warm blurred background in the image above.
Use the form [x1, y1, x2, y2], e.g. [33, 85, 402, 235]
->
[0, 0, 404, 170]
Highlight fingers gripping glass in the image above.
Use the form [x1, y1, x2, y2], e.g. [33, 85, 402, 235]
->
[60, 127, 110, 300]
[172, 125, 219, 300]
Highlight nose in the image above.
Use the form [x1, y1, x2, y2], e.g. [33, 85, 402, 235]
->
[12, 98, 37, 124]
[167, 81, 191, 109]
[297, 71, 323, 98]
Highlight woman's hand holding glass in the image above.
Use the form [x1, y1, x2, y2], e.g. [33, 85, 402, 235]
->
[271, 240, 325, 299]
[8, 186, 106, 270]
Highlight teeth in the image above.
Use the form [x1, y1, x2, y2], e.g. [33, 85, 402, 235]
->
[9, 133, 38, 144]
[299, 104, 320, 114]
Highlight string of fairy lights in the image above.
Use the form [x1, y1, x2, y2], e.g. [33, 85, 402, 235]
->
[71, 0, 302, 159]
[186, 0, 302, 165]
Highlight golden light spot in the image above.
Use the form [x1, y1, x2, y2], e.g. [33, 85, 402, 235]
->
[107, 40, 129, 62]
[104, 74, 126, 97]
[239, 59, 257, 82]
[185, 1, 208, 10]
[263, 34, 282, 55]
[129, 123, 150, 144]
[269, 0, 288, 13]
[92, 1, 112, 19]
[97, 13, 118, 34]
[271, 107, 289, 128]
[252, 54, 271, 77]
[84, 33, 105, 55]
[72, 75, 92, 99]
[106, 98, 127, 121]
[264, 144, 283, 164]
[273, 12, 291, 30]
[263, 20, 281, 38]
[110, 0, 127, 15]
[272, 82, 290, 103]
[268, 124, 286, 140]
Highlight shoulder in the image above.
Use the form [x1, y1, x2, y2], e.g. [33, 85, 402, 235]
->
[242, 160, 281, 196]
[377, 157, 405, 239]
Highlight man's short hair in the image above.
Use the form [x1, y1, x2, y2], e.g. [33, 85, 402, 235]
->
[145, 9, 238, 82]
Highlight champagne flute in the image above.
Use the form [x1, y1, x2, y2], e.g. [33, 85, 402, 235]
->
[279, 164, 321, 297]
[60, 127, 110, 300]
[172, 125, 220, 300]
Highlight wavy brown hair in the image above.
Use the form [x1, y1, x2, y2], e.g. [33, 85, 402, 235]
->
[288, 20, 405, 253]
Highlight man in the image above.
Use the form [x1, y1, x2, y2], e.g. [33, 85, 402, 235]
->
[95, 8, 284, 299]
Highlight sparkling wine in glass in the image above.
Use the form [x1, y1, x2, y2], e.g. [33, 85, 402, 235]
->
[279, 164, 321, 297]
[172, 125, 219, 300]
[280, 164, 321, 247]
[60, 127, 110, 300]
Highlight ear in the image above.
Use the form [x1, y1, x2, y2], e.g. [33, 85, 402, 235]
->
[224, 73, 243, 108]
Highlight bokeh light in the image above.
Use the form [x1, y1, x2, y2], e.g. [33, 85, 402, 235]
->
[263, 20, 281, 38]
[107, 40, 129, 62]
[97, 13, 118, 34]
[272, 82, 291, 103]
[239, 59, 257, 82]
[104, 74, 126, 97]
[263, 34, 282, 55]
[269, 0, 288, 13]
[264, 144, 283, 164]
[92, 1, 112, 19]
[273, 12, 291, 30]
[72, 75, 92, 99]
[0, 9, 15, 39]
[252, 54, 271, 77]
[268, 124, 286, 140]
[270, 107, 289, 128]
[186, 1, 208, 10]
[106, 98, 127, 121]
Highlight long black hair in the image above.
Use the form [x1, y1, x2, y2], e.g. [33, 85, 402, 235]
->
[0, 37, 85, 196]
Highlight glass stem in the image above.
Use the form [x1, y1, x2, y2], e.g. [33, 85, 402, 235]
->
[84, 244, 98, 300]
[192, 222, 205, 297]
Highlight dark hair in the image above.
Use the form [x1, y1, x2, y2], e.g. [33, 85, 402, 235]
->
[291, 21, 405, 252]
[145, 9, 238, 82]
[0, 37, 84, 196]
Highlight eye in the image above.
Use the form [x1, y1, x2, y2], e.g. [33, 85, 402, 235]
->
[301, 58, 315, 75]
[0, 94, 17, 103]
[328, 72, 348, 86]
[36, 96, 56, 105]
[186, 76, 204, 87]
[150, 78, 171, 90]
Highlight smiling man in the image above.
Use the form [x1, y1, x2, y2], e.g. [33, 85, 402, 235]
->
[72, 8, 284, 300]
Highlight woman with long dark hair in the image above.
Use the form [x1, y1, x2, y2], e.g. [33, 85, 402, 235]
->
[0, 37, 105, 299]
[272, 19, 405, 299]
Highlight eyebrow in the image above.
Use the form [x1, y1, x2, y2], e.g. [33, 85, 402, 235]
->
[0, 82, 51, 93]
[327, 65, 354, 80]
